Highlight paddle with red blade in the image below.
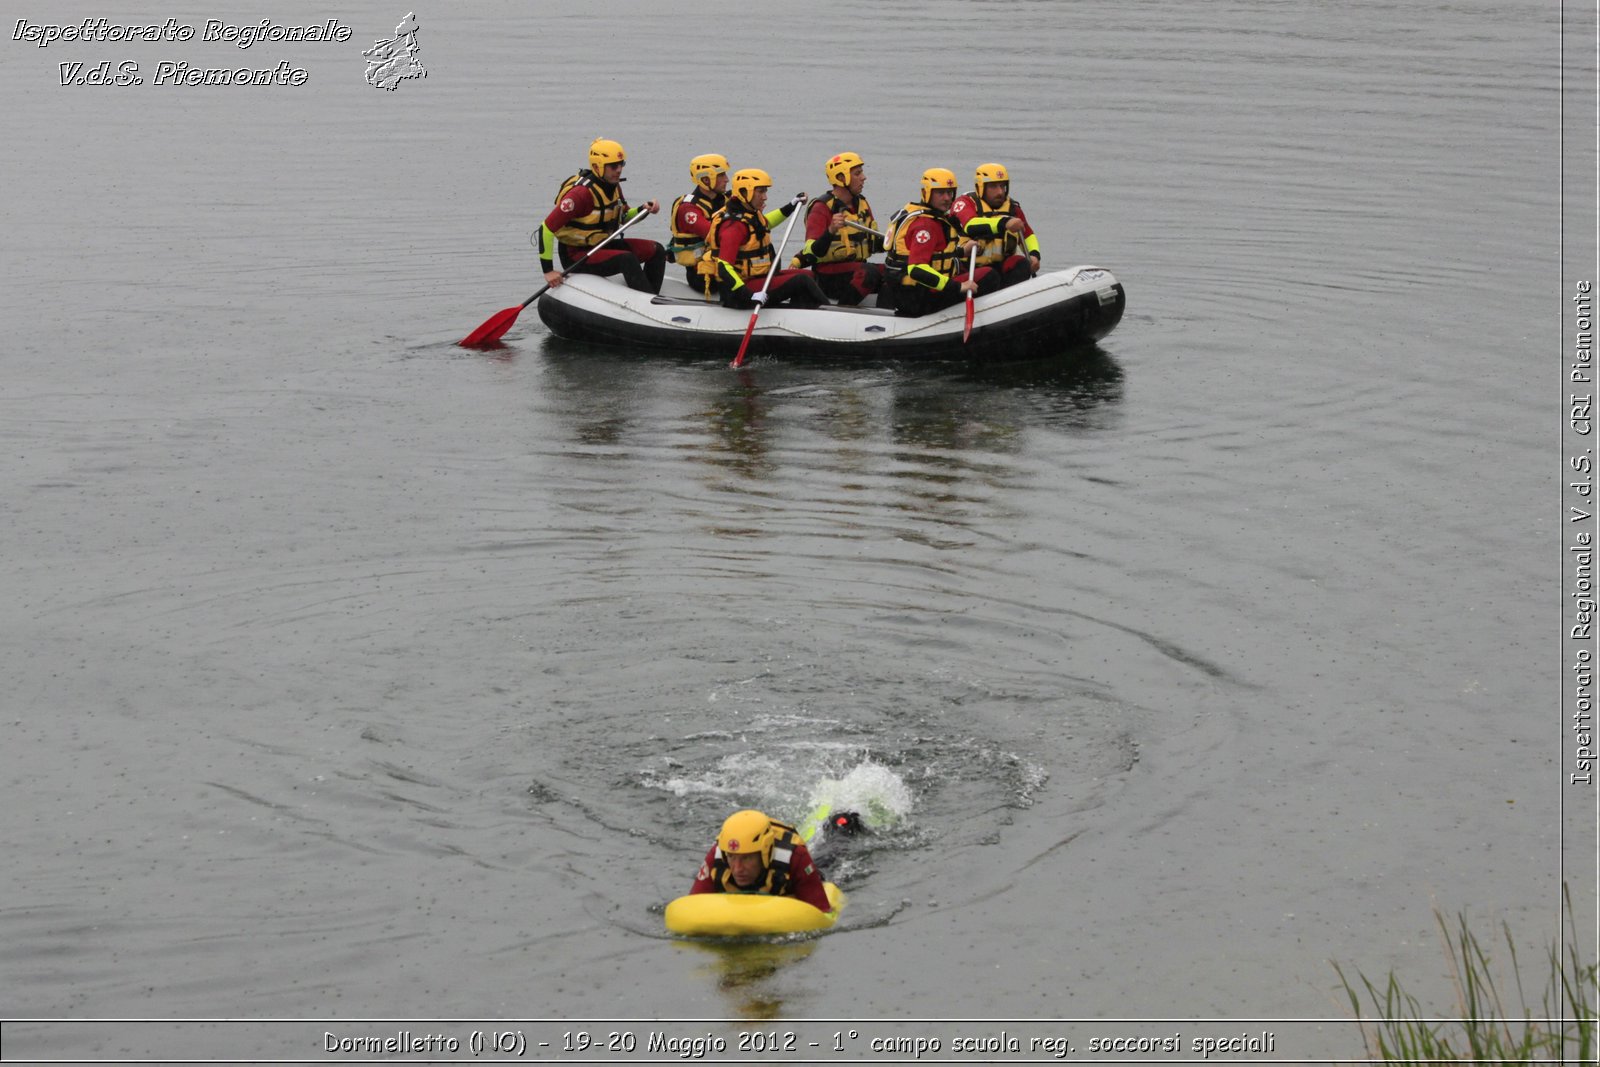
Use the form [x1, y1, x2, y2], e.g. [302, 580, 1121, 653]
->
[459, 210, 653, 348]
[963, 244, 978, 343]
[730, 195, 808, 369]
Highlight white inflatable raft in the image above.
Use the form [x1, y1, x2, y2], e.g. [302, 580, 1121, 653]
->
[536, 266, 1125, 362]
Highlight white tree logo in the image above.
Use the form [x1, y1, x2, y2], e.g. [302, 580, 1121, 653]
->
[363, 13, 426, 91]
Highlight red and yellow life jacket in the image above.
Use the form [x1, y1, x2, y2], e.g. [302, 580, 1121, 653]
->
[794, 191, 878, 267]
[668, 189, 723, 268]
[552, 172, 629, 248]
[884, 201, 960, 289]
[702, 200, 774, 289]
[956, 193, 1024, 266]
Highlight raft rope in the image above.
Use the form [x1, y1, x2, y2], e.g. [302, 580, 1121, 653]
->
[562, 269, 1106, 344]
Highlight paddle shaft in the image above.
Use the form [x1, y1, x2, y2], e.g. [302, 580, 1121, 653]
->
[963, 244, 977, 343]
[839, 217, 886, 240]
[730, 196, 808, 368]
[459, 208, 653, 347]
[523, 208, 654, 308]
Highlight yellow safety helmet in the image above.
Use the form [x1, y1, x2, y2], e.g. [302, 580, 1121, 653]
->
[919, 167, 959, 202]
[690, 153, 729, 191]
[824, 151, 864, 189]
[589, 138, 626, 177]
[974, 162, 1010, 194]
[718, 810, 777, 862]
[731, 167, 773, 205]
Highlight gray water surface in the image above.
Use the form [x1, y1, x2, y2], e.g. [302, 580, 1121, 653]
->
[1, 1, 1587, 1061]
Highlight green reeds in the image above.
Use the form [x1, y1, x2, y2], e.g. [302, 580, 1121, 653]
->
[1334, 884, 1596, 1064]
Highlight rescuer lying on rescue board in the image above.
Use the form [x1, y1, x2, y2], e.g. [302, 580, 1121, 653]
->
[689, 808, 862, 911]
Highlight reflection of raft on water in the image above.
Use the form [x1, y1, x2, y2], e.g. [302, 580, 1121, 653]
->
[663, 882, 845, 937]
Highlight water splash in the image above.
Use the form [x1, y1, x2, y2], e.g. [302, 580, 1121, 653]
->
[802, 761, 914, 834]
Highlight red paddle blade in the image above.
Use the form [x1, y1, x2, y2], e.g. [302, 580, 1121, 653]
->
[460, 305, 522, 348]
[963, 296, 974, 343]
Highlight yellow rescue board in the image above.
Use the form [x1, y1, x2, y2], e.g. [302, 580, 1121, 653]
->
[664, 883, 844, 936]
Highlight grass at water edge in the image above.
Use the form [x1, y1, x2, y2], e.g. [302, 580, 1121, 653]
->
[1333, 884, 1596, 1064]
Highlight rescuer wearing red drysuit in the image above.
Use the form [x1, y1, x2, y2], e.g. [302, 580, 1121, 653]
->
[705, 169, 825, 310]
[949, 162, 1037, 291]
[539, 137, 666, 294]
[668, 153, 730, 294]
[790, 151, 884, 306]
[882, 167, 1000, 317]
[688, 810, 833, 912]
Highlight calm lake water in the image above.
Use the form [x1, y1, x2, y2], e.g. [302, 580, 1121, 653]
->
[2, 0, 1591, 1061]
